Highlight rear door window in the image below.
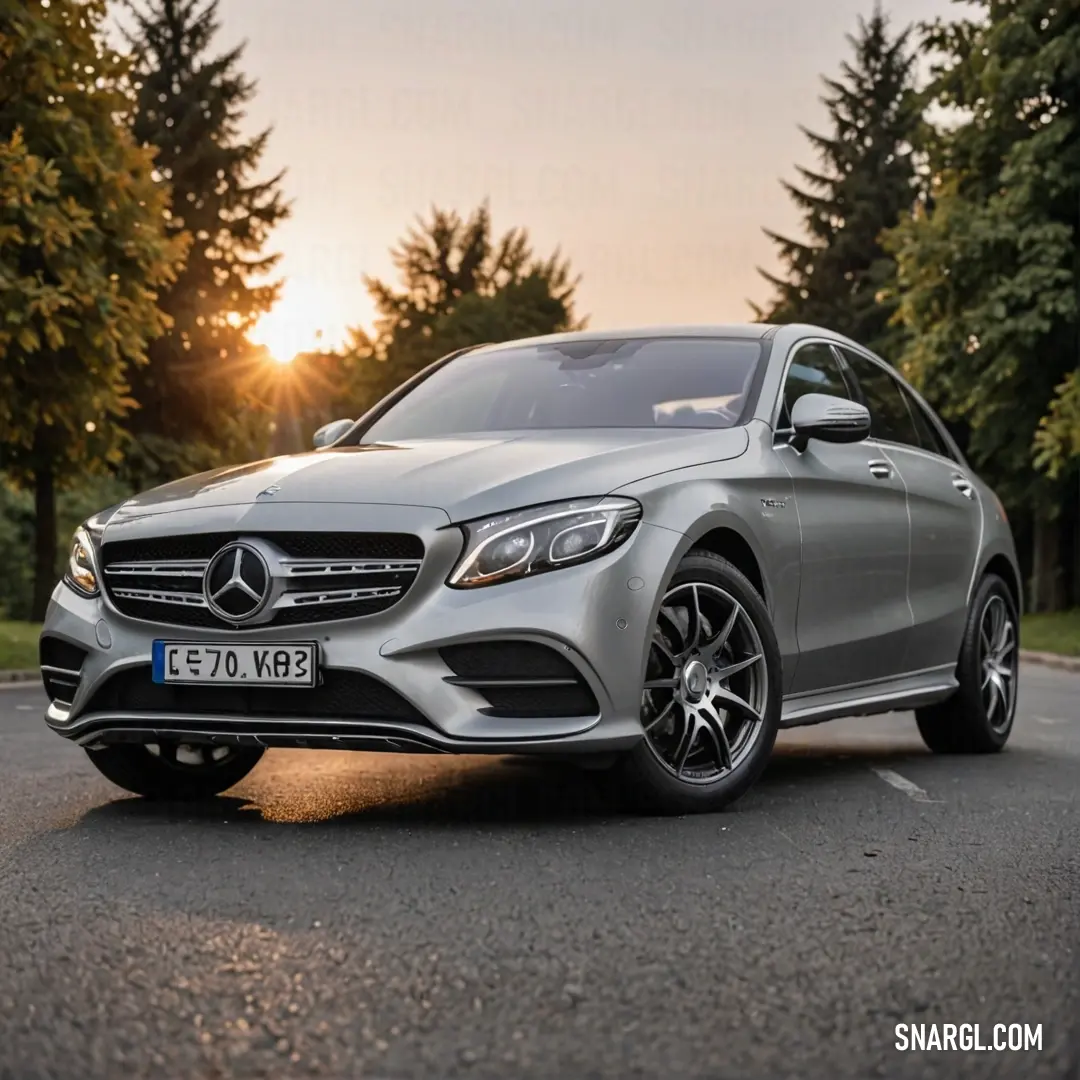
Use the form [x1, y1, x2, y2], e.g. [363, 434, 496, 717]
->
[838, 348, 922, 450]
[898, 383, 955, 460]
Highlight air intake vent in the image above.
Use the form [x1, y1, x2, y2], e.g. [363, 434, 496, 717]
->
[439, 641, 599, 718]
[87, 666, 428, 725]
[39, 636, 88, 705]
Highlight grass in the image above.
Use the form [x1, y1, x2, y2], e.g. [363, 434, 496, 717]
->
[1021, 610, 1080, 657]
[0, 621, 40, 671]
[0, 612, 1077, 671]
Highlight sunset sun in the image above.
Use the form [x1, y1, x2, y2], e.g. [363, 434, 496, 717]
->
[249, 277, 349, 363]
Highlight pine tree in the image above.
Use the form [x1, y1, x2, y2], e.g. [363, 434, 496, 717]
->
[887, 0, 1080, 610]
[347, 203, 582, 413]
[0, 0, 186, 618]
[755, 7, 918, 357]
[122, 0, 288, 485]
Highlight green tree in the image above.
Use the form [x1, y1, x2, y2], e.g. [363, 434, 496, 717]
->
[755, 7, 919, 358]
[886, 0, 1080, 611]
[347, 203, 582, 414]
[1035, 372, 1080, 477]
[121, 0, 288, 486]
[0, 0, 186, 619]
[0, 472, 133, 621]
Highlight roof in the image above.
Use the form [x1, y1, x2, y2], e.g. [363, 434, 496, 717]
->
[470, 323, 778, 353]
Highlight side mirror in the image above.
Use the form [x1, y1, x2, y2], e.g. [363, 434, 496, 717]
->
[312, 418, 354, 449]
[789, 393, 870, 451]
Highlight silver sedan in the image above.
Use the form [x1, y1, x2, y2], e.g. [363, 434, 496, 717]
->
[41, 324, 1021, 813]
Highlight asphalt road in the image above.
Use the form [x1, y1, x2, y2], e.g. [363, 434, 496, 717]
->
[1, 665, 1077, 1080]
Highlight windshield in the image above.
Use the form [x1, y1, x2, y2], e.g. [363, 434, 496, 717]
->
[360, 337, 766, 442]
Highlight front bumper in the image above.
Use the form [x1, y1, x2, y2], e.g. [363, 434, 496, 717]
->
[41, 507, 684, 757]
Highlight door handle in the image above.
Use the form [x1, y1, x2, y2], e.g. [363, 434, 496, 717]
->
[952, 474, 975, 500]
[868, 459, 893, 480]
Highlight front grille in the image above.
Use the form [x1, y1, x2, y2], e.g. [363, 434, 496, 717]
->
[102, 532, 424, 563]
[87, 666, 427, 724]
[40, 636, 88, 705]
[111, 595, 409, 629]
[100, 532, 424, 629]
[440, 641, 599, 719]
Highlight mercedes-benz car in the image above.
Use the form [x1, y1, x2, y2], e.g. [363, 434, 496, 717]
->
[40, 324, 1021, 813]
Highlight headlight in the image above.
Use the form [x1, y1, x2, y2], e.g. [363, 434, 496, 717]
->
[448, 498, 642, 588]
[64, 526, 100, 597]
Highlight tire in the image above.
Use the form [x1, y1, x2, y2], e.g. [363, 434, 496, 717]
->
[915, 573, 1019, 754]
[617, 550, 783, 814]
[85, 741, 265, 800]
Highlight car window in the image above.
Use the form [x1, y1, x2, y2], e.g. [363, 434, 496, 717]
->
[360, 337, 765, 440]
[778, 343, 852, 428]
[838, 348, 922, 450]
[898, 382, 955, 460]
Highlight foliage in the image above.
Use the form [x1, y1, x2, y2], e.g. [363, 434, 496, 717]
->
[755, 8, 919, 358]
[121, 0, 289, 485]
[0, 620, 40, 671]
[0, 470, 133, 620]
[346, 203, 583, 415]
[0, 481, 33, 620]
[1021, 609, 1080, 658]
[1035, 370, 1080, 479]
[0, 3, 185, 470]
[886, 0, 1080, 504]
[0, 0, 187, 617]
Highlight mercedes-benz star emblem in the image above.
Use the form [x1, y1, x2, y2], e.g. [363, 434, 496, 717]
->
[203, 542, 271, 622]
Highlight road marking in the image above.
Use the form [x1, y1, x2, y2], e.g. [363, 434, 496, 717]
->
[870, 767, 938, 804]
[1034, 716, 1066, 725]
[15, 704, 34, 711]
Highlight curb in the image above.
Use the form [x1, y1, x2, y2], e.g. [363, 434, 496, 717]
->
[0, 650, 1078, 685]
[1018, 648, 1080, 674]
[0, 670, 39, 686]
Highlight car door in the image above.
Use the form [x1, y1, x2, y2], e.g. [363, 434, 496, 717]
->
[838, 347, 983, 673]
[775, 341, 912, 694]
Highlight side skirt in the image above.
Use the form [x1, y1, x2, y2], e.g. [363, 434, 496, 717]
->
[779, 665, 957, 729]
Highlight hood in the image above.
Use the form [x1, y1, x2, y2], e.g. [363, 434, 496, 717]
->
[108, 428, 749, 525]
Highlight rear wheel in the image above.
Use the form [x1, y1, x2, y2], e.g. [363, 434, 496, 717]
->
[85, 742, 264, 800]
[915, 573, 1018, 754]
[618, 551, 782, 814]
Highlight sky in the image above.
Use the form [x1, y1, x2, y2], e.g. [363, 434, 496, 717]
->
[218, 0, 958, 361]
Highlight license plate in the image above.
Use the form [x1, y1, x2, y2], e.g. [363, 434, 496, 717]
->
[152, 641, 318, 686]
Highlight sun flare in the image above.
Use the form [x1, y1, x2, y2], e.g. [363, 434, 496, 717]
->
[249, 277, 349, 363]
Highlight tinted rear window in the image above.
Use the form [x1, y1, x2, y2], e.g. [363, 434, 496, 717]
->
[361, 337, 766, 441]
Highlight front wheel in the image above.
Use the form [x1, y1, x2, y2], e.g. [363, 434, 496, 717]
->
[618, 550, 783, 814]
[86, 741, 265, 800]
[915, 573, 1019, 754]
